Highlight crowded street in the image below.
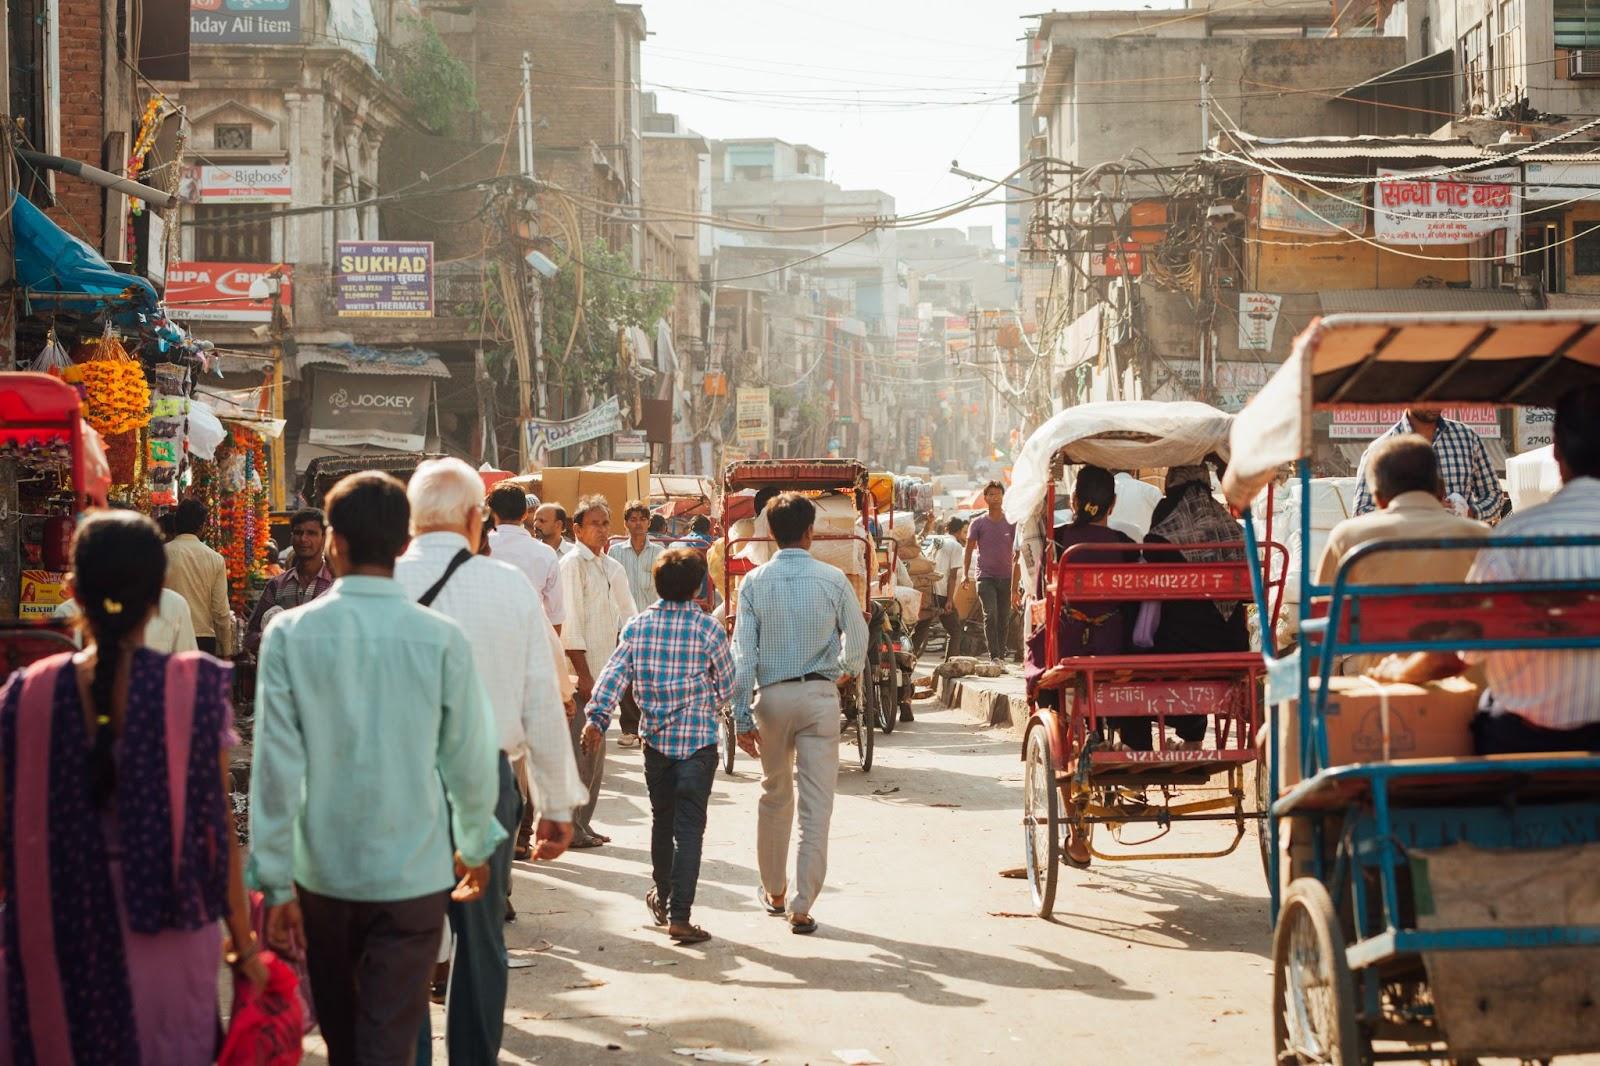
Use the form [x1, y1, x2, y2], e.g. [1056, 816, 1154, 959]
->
[407, 689, 1273, 1066]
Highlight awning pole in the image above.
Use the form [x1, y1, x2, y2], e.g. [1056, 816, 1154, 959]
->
[17, 149, 179, 210]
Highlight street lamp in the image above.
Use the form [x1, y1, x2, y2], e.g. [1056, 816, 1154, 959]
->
[949, 161, 1034, 196]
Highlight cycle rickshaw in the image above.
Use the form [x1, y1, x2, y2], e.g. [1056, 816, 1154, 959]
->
[716, 458, 892, 772]
[1225, 311, 1600, 1064]
[1010, 401, 1288, 917]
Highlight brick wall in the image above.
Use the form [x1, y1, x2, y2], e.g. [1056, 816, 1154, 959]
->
[51, 0, 105, 248]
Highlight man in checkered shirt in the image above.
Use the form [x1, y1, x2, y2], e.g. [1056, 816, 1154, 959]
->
[1353, 407, 1507, 521]
[582, 548, 734, 945]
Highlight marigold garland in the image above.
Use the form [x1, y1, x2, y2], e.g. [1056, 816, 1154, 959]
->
[61, 338, 151, 438]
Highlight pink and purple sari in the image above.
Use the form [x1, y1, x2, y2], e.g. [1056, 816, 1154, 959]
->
[0, 649, 234, 1066]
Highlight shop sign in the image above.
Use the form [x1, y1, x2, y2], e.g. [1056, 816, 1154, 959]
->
[179, 164, 292, 203]
[165, 261, 292, 323]
[1237, 292, 1282, 351]
[1523, 161, 1600, 202]
[613, 430, 649, 460]
[1374, 167, 1517, 245]
[1257, 175, 1365, 236]
[896, 316, 919, 364]
[190, 0, 300, 44]
[308, 369, 432, 451]
[735, 386, 772, 444]
[334, 240, 434, 317]
[19, 570, 67, 619]
[1514, 406, 1556, 452]
[1329, 406, 1500, 439]
[524, 396, 623, 465]
[1089, 242, 1142, 277]
[1151, 360, 1272, 413]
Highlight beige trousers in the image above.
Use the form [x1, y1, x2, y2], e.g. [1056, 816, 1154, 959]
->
[753, 678, 840, 916]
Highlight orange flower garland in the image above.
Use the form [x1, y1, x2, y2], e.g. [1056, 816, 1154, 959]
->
[218, 427, 271, 611]
[61, 338, 151, 438]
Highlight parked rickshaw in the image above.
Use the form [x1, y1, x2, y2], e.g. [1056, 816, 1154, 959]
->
[717, 458, 890, 772]
[1224, 311, 1600, 1065]
[1009, 401, 1288, 917]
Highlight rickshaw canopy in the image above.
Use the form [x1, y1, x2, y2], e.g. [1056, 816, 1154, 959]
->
[0, 370, 110, 505]
[1004, 400, 1234, 530]
[1222, 311, 1600, 509]
[722, 458, 867, 493]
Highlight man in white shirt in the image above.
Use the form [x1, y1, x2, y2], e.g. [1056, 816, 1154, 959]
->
[560, 495, 637, 846]
[486, 484, 566, 625]
[534, 502, 575, 558]
[912, 516, 968, 656]
[395, 459, 587, 1064]
[55, 585, 197, 653]
[607, 499, 665, 748]
[1468, 386, 1600, 754]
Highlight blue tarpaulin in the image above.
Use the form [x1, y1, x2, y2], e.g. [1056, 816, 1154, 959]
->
[11, 193, 158, 307]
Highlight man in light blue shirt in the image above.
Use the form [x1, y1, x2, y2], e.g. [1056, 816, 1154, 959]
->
[248, 471, 505, 1066]
[732, 492, 867, 936]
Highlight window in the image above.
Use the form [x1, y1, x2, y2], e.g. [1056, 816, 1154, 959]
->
[213, 123, 252, 150]
[191, 204, 274, 261]
[1573, 222, 1600, 274]
[1494, 0, 1521, 99]
[1461, 22, 1487, 110]
[1556, 0, 1600, 49]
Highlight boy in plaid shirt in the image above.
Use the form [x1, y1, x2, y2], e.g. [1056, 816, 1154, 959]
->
[582, 548, 733, 943]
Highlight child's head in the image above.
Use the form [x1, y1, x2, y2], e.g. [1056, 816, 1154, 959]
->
[653, 547, 708, 602]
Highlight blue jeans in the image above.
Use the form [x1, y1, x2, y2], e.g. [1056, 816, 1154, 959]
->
[644, 743, 718, 924]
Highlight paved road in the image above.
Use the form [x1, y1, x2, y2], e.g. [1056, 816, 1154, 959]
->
[386, 683, 1277, 1065]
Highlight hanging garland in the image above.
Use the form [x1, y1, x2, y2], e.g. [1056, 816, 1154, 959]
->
[59, 336, 151, 437]
[191, 426, 271, 611]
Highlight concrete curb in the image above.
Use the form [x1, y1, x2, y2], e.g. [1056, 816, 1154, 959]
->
[923, 672, 1029, 738]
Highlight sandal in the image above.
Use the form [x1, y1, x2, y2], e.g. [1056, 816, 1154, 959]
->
[789, 915, 818, 935]
[1064, 828, 1093, 869]
[757, 886, 786, 916]
[668, 924, 712, 944]
[645, 887, 667, 926]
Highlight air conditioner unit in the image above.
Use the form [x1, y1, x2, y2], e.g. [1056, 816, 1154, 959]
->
[1570, 49, 1600, 78]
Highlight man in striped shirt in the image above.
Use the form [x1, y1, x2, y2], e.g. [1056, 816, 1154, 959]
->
[1469, 386, 1600, 754]
[582, 548, 733, 944]
[1353, 408, 1507, 521]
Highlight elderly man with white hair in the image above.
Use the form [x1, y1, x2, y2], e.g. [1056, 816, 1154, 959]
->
[394, 458, 587, 1064]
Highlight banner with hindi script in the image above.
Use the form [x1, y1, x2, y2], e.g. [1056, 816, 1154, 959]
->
[1374, 167, 1517, 245]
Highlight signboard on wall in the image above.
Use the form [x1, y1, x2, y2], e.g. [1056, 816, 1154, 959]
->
[1330, 406, 1500, 439]
[1237, 292, 1282, 351]
[335, 241, 434, 317]
[190, 0, 300, 44]
[1089, 242, 1142, 277]
[165, 262, 292, 322]
[179, 164, 292, 203]
[735, 387, 772, 444]
[308, 369, 432, 451]
[524, 396, 623, 466]
[1524, 161, 1600, 201]
[613, 430, 649, 460]
[1374, 167, 1517, 245]
[1258, 175, 1366, 236]
[1514, 406, 1556, 452]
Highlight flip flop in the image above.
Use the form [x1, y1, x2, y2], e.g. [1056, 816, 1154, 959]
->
[789, 915, 818, 935]
[645, 887, 667, 926]
[569, 836, 604, 849]
[757, 886, 786, 916]
[669, 924, 712, 944]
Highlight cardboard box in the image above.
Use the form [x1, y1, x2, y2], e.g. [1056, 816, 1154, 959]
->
[578, 460, 650, 522]
[1279, 675, 1479, 790]
[538, 467, 582, 512]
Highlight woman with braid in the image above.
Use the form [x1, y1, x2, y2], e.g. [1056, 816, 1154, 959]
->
[0, 510, 265, 1063]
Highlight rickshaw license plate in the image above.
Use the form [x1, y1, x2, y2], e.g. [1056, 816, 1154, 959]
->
[1098, 681, 1238, 717]
[1061, 565, 1251, 599]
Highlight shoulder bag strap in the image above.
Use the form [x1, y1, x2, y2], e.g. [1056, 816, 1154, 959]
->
[418, 549, 474, 607]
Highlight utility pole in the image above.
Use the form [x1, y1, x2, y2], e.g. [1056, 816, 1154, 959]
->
[1199, 63, 1212, 154]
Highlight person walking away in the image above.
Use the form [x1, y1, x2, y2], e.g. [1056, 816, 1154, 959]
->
[608, 499, 665, 749]
[732, 494, 868, 936]
[963, 481, 1019, 662]
[582, 549, 734, 943]
[486, 485, 566, 627]
[559, 496, 637, 847]
[1353, 406, 1507, 521]
[248, 472, 504, 1066]
[911, 516, 967, 656]
[165, 497, 233, 655]
[534, 503, 575, 558]
[396, 459, 586, 1064]
[1, 510, 267, 1063]
[243, 507, 334, 653]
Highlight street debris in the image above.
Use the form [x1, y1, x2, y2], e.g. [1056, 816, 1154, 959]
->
[672, 1049, 768, 1064]
[833, 1051, 885, 1065]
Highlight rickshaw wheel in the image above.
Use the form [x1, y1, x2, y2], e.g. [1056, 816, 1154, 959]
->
[1255, 760, 1273, 885]
[720, 713, 736, 776]
[1274, 878, 1363, 1066]
[876, 658, 899, 734]
[1023, 729, 1060, 918]
[856, 679, 876, 772]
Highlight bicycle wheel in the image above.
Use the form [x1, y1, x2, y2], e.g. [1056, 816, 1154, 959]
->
[857, 679, 876, 772]
[1273, 879, 1364, 1066]
[877, 652, 898, 734]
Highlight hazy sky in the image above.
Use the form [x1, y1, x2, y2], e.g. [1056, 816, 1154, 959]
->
[642, 1, 1176, 241]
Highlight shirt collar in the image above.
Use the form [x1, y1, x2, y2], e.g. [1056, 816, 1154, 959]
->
[651, 598, 698, 612]
[572, 540, 602, 562]
[287, 558, 334, 585]
[331, 574, 405, 597]
[173, 533, 201, 542]
[408, 531, 472, 555]
[492, 524, 531, 541]
[775, 547, 811, 560]
[1384, 491, 1447, 512]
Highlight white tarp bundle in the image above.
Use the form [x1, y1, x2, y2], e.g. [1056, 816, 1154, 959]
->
[1506, 444, 1560, 512]
[1222, 345, 1308, 510]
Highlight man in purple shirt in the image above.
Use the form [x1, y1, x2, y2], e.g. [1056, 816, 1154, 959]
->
[962, 481, 1019, 662]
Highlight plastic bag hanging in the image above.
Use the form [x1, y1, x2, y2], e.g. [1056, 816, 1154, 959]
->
[28, 328, 71, 373]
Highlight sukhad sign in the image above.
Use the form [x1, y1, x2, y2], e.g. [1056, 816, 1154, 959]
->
[334, 241, 434, 317]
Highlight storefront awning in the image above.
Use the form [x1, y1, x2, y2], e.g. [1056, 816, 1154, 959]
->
[11, 194, 158, 308]
[294, 343, 450, 380]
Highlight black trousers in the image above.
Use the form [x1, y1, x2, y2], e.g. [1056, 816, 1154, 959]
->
[1117, 714, 1208, 751]
[298, 885, 448, 1066]
[643, 743, 717, 924]
[1472, 710, 1600, 755]
[196, 636, 219, 655]
[620, 687, 642, 736]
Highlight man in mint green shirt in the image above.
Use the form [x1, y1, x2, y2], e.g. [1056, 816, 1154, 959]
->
[248, 471, 505, 1065]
